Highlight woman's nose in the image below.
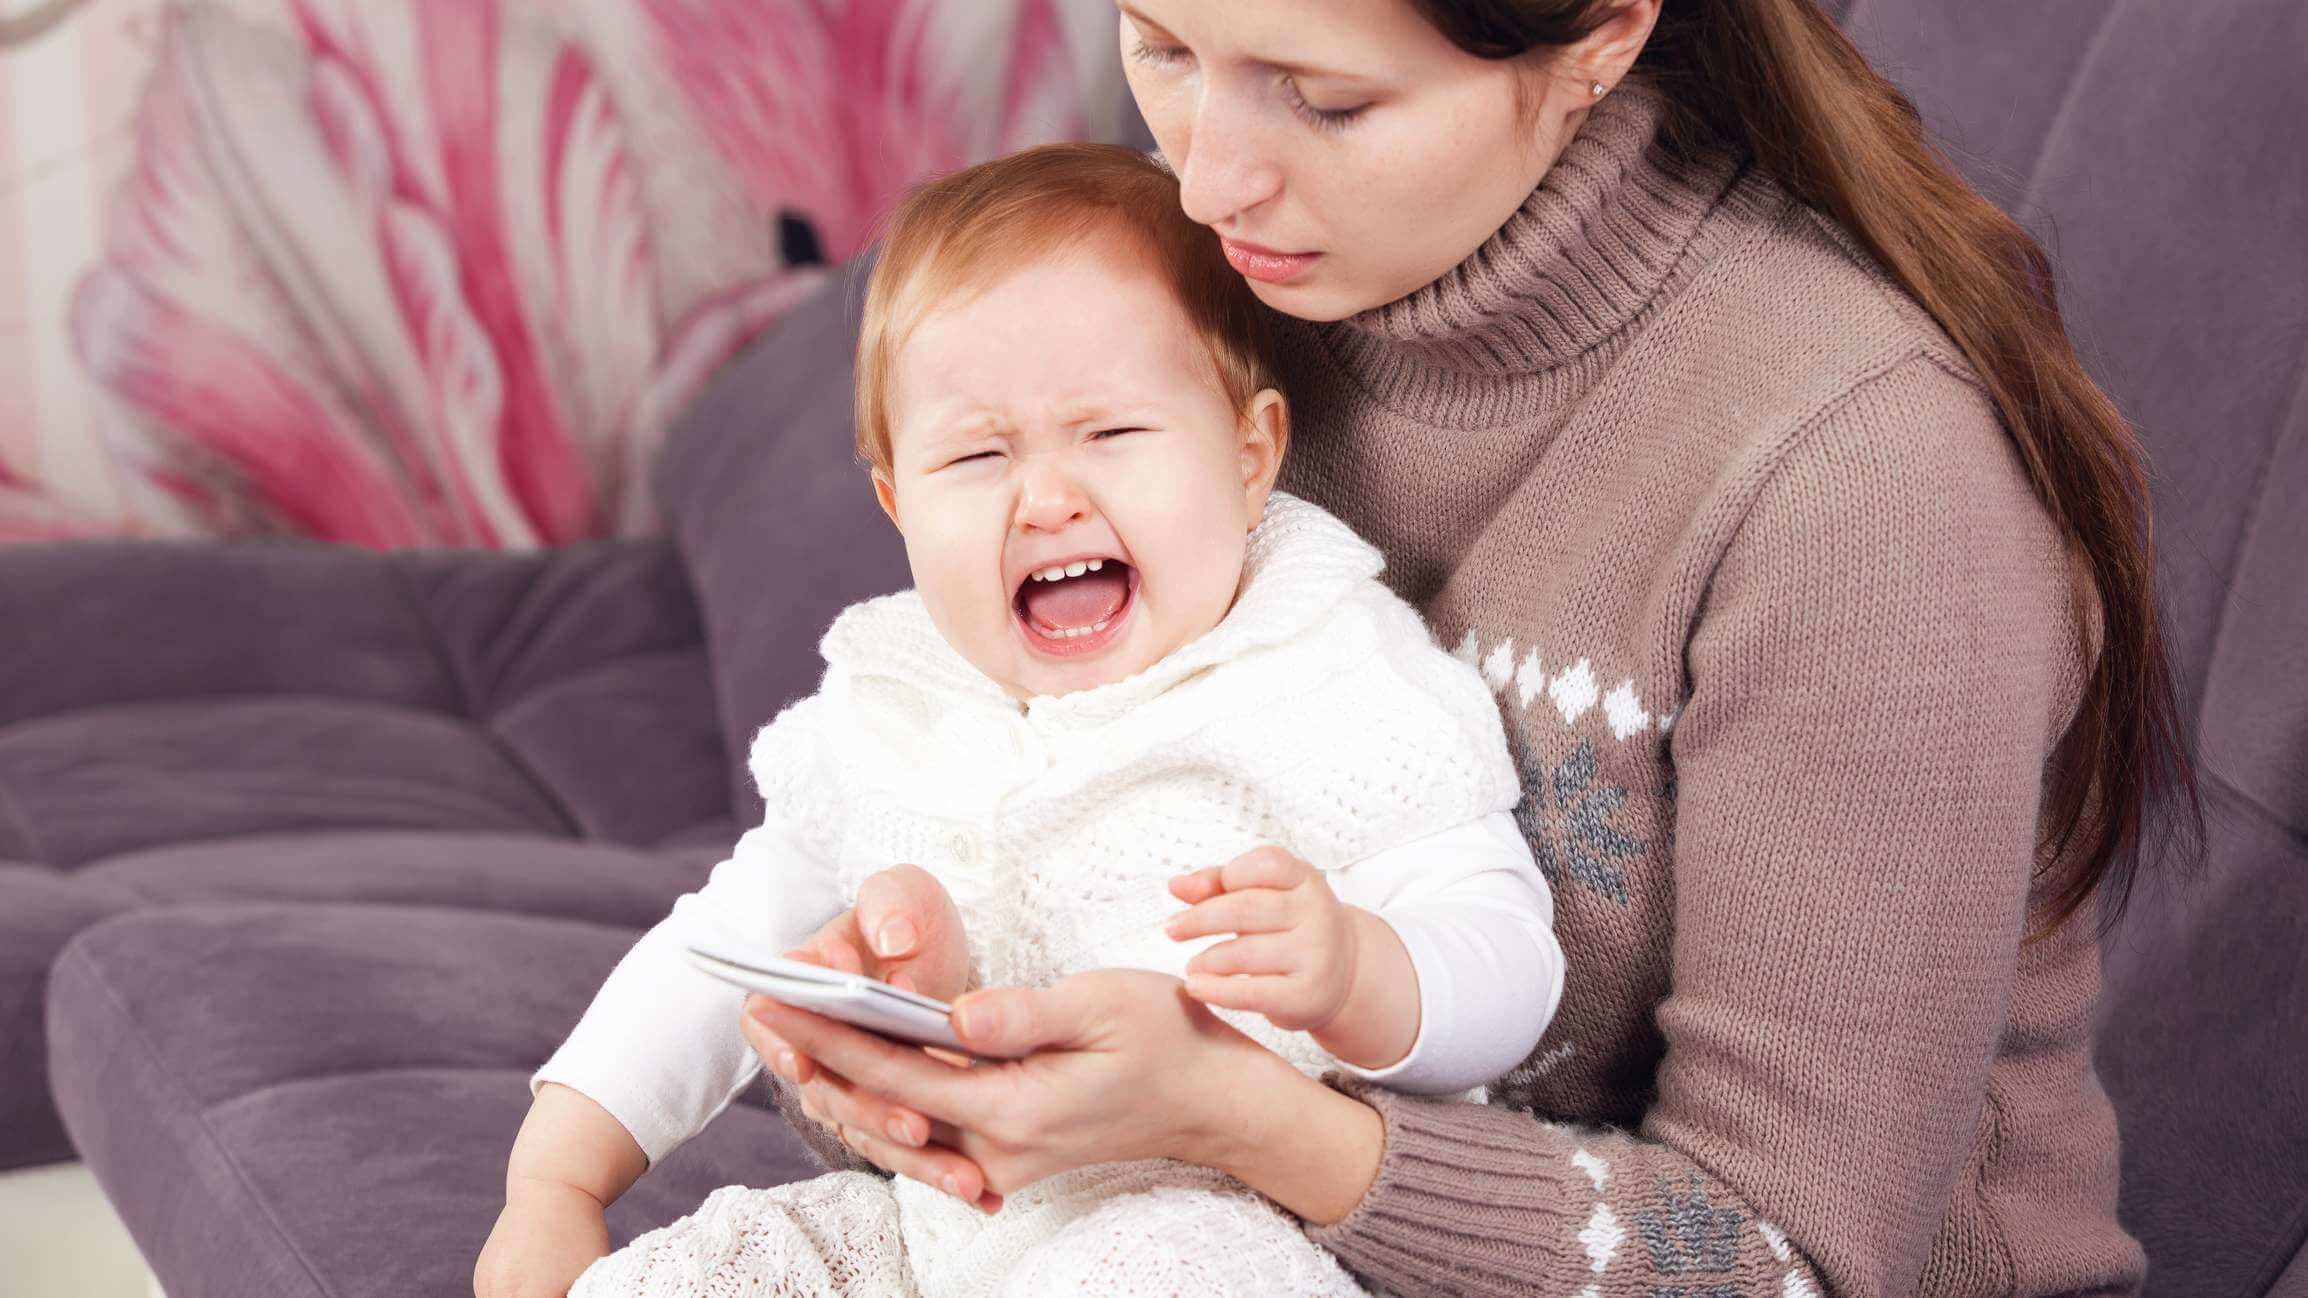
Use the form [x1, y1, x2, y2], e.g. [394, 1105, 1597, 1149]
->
[1014, 461, 1091, 532]
[1175, 95, 1283, 229]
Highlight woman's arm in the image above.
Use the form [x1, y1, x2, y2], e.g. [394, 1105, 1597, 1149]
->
[1292, 363, 2080, 1298]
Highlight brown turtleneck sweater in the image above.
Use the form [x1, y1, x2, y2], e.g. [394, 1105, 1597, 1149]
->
[1270, 78, 2141, 1298]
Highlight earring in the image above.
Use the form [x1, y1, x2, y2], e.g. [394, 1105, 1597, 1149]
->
[1590, 80, 1609, 98]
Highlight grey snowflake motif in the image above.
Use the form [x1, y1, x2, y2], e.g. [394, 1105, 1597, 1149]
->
[1637, 1174, 1744, 1275]
[1513, 733, 1643, 906]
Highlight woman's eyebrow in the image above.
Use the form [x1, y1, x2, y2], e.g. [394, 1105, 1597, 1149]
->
[1116, 3, 1174, 40]
[1119, 2, 1372, 85]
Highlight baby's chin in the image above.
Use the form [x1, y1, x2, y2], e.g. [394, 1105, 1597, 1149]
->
[1003, 641, 1161, 701]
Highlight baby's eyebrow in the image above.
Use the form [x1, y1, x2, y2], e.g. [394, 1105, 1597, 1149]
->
[1056, 401, 1160, 428]
[916, 412, 1007, 447]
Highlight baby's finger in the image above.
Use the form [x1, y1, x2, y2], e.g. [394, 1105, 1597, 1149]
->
[1185, 933, 1299, 978]
[1217, 846, 1313, 893]
[1164, 888, 1293, 941]
[1182, 973, 1297, 1016]
[1166, 867, 1224, 904]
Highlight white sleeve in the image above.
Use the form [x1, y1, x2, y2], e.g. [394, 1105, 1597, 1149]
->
[528, 809, 848, 1168]
[1322, 810, 1564, 1096]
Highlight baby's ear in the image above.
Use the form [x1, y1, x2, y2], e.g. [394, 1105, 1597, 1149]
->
[871, 468, 902, 531]
[1239, 388, 1290, 508]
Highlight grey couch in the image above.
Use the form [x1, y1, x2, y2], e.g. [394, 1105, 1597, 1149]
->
[5, 1, 2303, 1294]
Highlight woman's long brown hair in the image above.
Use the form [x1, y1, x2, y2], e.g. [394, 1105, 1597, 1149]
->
[1412, 0, 2203, 936]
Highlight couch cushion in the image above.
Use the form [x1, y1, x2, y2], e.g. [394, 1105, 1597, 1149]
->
[2197, 409, 2308, 835]
[75, 831, 726, 931]
[652, 264, 910, 819]
[0, 698, 578, 867]
[2093, 780, 2308, 1297]
[0, 865, 136, 1169]
[0, 537, 732, 864]
[0, 540, 457, 733]
[47, 903, 817, 1298]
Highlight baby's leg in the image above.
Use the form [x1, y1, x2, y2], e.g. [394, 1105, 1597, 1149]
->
[992, 1179, 1371, 1298]
[570, 1170, 915, 1298]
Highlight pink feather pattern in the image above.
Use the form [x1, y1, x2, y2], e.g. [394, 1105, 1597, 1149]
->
[45, 0, 1101, 548]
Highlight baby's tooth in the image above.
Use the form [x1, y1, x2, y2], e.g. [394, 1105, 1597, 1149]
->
[1065, 561, 1087, 577]
[1041, 566, 1065, 582]
[1087, 559, 1104, 571]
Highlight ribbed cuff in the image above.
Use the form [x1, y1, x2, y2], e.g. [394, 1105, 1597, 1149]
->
[1305, 1073, 1592, 1296]
[761, 1071, 892, 1180]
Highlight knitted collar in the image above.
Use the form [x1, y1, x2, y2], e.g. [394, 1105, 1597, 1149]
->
[817, 490, 1385, 734]
[1311, 76, 1747, 424]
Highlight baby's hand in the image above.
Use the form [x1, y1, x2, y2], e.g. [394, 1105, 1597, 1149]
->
[1164, 847, 1360, 1032]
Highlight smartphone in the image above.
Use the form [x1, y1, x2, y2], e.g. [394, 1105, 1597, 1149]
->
[680, 930, 1023, 1061]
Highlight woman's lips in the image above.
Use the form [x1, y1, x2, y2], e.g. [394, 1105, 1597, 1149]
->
[1220, 236, 1320, 284]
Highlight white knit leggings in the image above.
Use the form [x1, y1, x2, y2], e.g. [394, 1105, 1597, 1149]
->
[569, 1160, 1372, 1298]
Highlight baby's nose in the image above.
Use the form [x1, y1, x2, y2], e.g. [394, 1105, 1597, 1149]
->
[1015, 462, 1091, 531]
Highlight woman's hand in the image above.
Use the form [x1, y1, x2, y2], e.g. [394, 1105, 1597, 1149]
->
[744, 864, 981, 1197]
[745, 966, 1387, 1225]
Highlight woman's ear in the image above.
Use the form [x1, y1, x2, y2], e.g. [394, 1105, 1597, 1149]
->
[872, 468, 902, 532]
[1564, 0, 1661, 94]
[1238, 388, 1290, 518]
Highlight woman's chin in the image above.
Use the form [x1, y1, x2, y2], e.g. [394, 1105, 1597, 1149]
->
[1245, 270, 1384, 323]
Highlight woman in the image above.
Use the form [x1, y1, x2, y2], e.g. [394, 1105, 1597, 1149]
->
[743, 1, 2200, 1294]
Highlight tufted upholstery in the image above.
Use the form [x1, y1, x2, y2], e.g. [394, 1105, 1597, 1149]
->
[11, 2, 2304, 1295]
[0, 538, 741, 1171]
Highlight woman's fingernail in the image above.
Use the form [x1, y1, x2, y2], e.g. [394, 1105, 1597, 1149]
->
[776, 1049, 797, 1079]
[875, 918, 917, 957]
[886, 1117, 917, 1147]
[957, 1004, 994, 1038]
[941, 1174, 963, 1197]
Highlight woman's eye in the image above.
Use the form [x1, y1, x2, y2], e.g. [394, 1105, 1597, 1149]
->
[1128, 38, 1189, 68]
[1283, 78, 1369, 133]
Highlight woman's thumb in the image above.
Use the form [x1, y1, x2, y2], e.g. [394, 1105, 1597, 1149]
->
[951, 982, 1095, 1056]
[855, 864, 944, 959]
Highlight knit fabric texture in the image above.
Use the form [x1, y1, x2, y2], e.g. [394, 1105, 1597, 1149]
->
[715, 491, 1532, 1294]
[569, 1167, 1371, 1298]
[1265, 76, 2142, 1298]
[749, 489, 1521, 1012]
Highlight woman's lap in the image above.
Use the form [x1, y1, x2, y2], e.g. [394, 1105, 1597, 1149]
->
[570, 1162, 1367, 1298]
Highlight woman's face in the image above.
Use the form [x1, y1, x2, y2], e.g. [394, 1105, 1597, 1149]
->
[1119, 0, 1581, 321]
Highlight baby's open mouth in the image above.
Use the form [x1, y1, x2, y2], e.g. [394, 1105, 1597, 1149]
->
[1013, 558, 1136, 653]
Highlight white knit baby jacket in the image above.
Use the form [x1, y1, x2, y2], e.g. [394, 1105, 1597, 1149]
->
[744, 490, 1524, 1047]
